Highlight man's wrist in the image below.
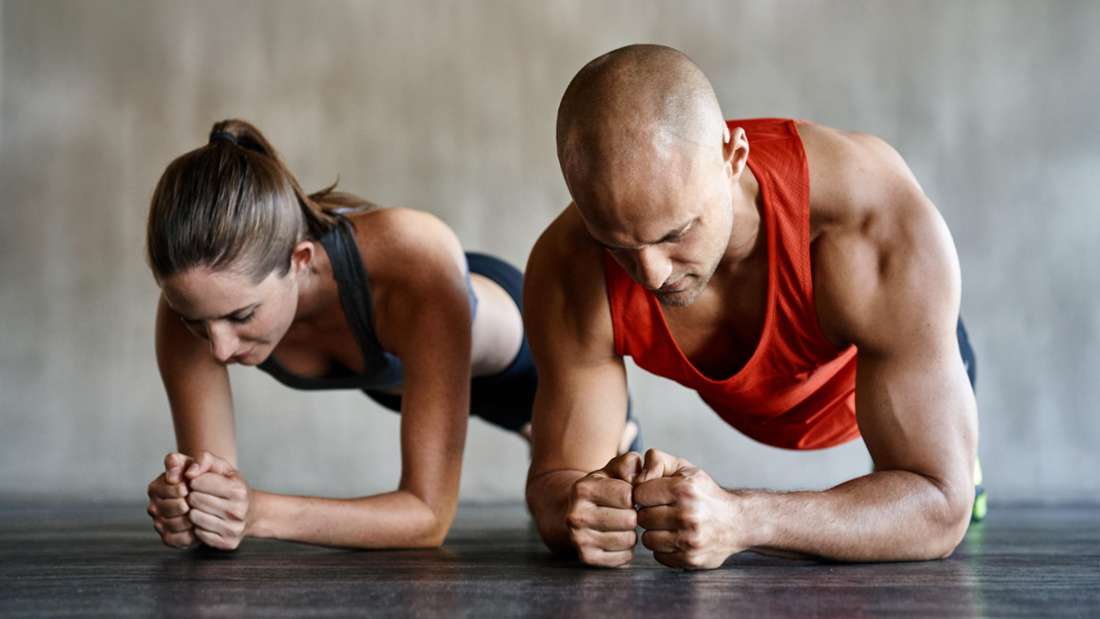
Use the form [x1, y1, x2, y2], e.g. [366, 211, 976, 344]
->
[725, 488, 775, 550]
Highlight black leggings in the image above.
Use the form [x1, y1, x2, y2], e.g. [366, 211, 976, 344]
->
[362, 253, 537, 433]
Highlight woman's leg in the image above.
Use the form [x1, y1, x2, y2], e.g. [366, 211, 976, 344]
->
[957, 319, 986, 522]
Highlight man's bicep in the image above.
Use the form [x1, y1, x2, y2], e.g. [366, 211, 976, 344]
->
[847, 199, 976, 495]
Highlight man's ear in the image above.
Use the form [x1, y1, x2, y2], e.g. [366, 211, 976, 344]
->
[723, 125, 750, 178]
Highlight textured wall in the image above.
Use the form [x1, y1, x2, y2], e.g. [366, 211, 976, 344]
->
[1, 0, 1097, 504]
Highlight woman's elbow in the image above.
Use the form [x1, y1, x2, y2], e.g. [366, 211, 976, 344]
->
[410, 499, 456, 549]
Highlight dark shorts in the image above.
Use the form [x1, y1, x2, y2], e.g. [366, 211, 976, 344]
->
[362, 252, 538, 434]
[958, 318, 977, 390]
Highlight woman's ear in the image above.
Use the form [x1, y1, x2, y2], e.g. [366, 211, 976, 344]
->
[289, 240, 315, 278]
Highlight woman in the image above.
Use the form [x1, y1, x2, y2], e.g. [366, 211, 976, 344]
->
[143, 119, 639, 551]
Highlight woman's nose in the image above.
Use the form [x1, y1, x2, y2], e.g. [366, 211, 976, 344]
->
[207, 323, 240, 364]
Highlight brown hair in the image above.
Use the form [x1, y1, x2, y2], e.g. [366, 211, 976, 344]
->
[146, 118, 371, 283]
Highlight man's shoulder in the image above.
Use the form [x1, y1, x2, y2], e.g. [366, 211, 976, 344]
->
[527, 204, 607, 289]
[794, 121, 961, 352]
[525, 204, 617, 349]
[794, 120, 924, 228]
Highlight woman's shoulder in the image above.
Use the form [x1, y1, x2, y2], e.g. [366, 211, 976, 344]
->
[342, 206, 467, 285]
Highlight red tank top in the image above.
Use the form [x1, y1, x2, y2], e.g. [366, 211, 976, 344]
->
[603, 118, 859, 450]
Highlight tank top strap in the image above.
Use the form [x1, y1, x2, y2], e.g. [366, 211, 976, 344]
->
[318, 215, 393, 374]
[734, 118, 814, 302]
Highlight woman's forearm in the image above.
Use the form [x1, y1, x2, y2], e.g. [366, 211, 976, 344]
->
[248, 489, 452, 549]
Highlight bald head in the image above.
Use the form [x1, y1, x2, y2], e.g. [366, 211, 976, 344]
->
[556, 44, 726, 195]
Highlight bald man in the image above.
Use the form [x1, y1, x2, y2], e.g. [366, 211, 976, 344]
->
[524, 44, 981, 569]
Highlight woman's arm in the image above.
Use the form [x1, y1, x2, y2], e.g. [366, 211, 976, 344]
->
[147, 296, 237, 547]
[155, 297, 238, 462]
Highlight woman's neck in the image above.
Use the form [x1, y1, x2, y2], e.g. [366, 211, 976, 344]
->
[292, 241, 338, 327]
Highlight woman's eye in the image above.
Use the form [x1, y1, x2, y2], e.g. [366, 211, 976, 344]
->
[179, 318, 209, 339]
[230, 312, 255, 324]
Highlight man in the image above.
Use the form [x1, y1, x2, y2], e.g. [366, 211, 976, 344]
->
[524, 44, 981, 569]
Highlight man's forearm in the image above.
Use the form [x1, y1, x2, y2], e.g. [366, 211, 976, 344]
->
[742, 470, 973, 562]
[525, 469, 586, 554]
[249, 489, 452, 549]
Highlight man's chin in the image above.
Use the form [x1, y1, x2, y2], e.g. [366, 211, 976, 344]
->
[656, 288, 701, 307]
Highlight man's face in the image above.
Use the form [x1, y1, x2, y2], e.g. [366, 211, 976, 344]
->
[572, 141, 733, 307]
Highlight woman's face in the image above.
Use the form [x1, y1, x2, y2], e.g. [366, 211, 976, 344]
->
[160, 264, 301, 366]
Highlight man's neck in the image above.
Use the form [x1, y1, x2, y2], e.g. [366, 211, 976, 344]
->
[716, 166, 764, 278]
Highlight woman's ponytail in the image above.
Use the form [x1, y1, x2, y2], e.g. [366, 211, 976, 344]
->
[146, 118, 371, 284]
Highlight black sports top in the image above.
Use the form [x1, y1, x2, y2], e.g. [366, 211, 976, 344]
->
[256, 215, 478, 391]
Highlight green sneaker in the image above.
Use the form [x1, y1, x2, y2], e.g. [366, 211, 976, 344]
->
[971, 458, 987, 522]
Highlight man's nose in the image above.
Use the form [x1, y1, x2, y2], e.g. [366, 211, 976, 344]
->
[634, 246, 672, 291]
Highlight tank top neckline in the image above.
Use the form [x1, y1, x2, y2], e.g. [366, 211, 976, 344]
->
[258, 216, 405, 390]
[642, 156, 777, 387]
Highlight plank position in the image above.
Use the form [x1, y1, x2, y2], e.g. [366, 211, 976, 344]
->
[142, 119, 631, 551]
[524, 44, 981, 569]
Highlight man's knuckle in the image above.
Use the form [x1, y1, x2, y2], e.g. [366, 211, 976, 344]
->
[673, 481, 698, 500]
[682, 532, 703, 551]
[565, 509, 587, 531]
[569, 527, 589, 549]
[679, 511, 700, 530]
[623, 510, 637, 529]
[573, 480, 595, 501]
[577, 547, 600, 565]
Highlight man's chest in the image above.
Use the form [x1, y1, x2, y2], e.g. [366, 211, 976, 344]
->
[662, 265, 768, 381]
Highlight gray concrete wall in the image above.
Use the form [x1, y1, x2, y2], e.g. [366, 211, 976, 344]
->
[2, 0, 1097, 504]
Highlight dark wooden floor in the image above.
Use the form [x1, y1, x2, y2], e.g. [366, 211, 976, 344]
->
[1, 502, 1098, 617]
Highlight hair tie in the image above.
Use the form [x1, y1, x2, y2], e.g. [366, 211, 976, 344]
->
[210, 131, 238, 146]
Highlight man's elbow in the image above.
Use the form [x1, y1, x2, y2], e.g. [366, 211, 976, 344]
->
[525, 477, 573, 555]
[926, 481, 975, 560]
